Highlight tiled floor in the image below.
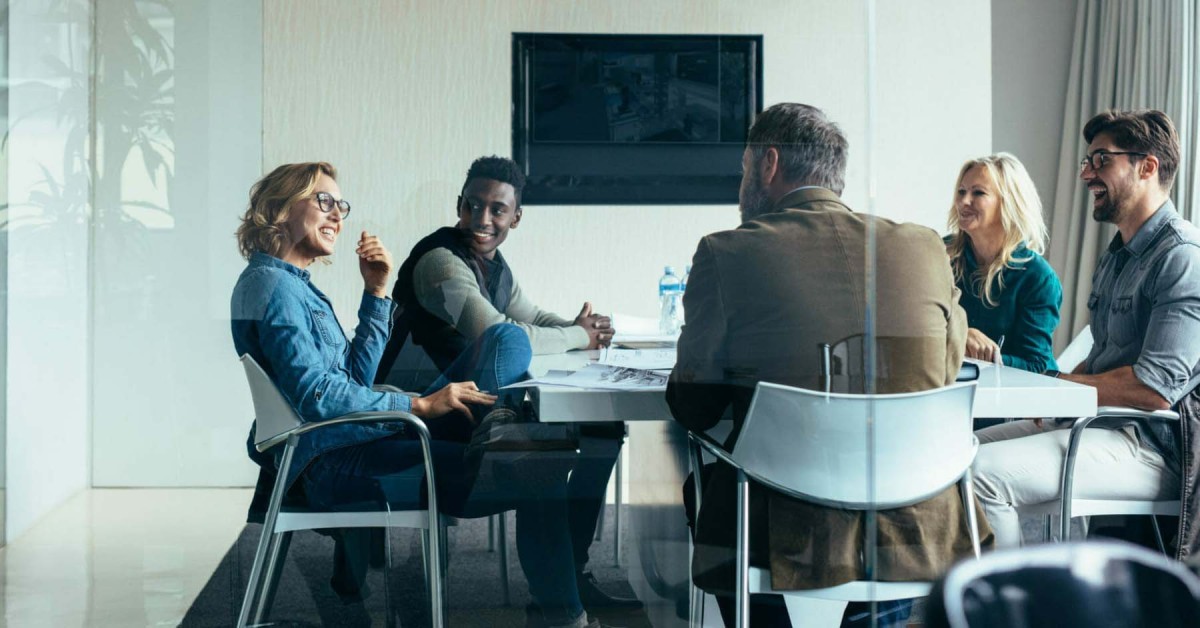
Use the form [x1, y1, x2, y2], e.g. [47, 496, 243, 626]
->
[0, 489, 252, 627]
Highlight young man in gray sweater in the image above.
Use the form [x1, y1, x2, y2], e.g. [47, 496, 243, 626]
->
[379, 156, 641, 615]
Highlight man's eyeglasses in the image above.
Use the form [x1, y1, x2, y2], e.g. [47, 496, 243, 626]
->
[1080, 150, 1147, 173]
[313, 191, 351, 218]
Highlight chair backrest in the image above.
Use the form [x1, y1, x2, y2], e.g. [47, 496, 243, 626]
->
[925, 541, 1200, 628]
[730, 380, 977, 508]
[1057, 324, 1093, 374]
[240, 354, 304, 451]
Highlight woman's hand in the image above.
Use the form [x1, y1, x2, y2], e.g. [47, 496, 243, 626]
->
[964, 327, 1002, 363]
[409, 381, 497, 420]
[357, 230, 393, 298]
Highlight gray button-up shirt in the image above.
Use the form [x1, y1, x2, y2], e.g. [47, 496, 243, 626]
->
[1084, 200, 1200, 465]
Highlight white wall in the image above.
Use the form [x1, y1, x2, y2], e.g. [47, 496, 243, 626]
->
[4, 0, 92, 541]
[991, 0, 1078, 214]
[264, 0, 992, 332]
[84, 0, 991, 487]
[90, 0, 263, 486]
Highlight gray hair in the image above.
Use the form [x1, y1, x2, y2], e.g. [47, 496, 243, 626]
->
[747, 103, 848, 196]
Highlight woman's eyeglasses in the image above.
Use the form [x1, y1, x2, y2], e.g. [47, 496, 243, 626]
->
[314, 192, 351, 218]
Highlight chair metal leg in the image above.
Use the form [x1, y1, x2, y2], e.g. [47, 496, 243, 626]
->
[614, 448, 624, 567]
[488, 515, 497, 551]
[735, 470, 750, 628]
[439, 518, 450, 623]
[254, 530, 292, 625]
[238, 440, 297, 628]
[959, 471, 982, 558]
[687, 437, 706, 628]
[1060, 416, 1095, 542]
[1151, 516, 1168, 554]
[421, 529, 430, 584]
[498, 511, 511, 606]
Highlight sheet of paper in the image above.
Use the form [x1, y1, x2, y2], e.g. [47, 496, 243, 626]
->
[598, 348, 677, 370]
[559, 364, 668, 391]
[611, 313, 679, 344]
[499, 370, 578, 389]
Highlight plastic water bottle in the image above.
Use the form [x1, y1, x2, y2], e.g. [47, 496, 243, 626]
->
[681, 264, 691, 292]
[658, 266, 683, 335]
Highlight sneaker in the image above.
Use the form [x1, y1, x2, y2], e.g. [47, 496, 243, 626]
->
[525, 604, 628, 628]
[576, 571, 644, 609]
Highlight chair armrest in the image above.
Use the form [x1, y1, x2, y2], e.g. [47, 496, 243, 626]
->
[688, 431, 738, 469]
[373, 384, 421, 398]
[1058, 406, 1179, 538]
[257, 410, 428, 453]
[1095, 406, 1179, 422]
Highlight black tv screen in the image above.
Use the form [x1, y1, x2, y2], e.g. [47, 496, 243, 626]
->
[513, 33, 762, 205]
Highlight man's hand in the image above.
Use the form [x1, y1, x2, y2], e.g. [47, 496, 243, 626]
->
[410, 381, 497, 420]
[574, 302, 614, 349]
[964, 327, 1001, 363]
[357, 230, 393, 298]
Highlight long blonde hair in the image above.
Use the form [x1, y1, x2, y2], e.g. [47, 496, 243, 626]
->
[236, 162, 337, 261]
[945, 153, 1047, 307]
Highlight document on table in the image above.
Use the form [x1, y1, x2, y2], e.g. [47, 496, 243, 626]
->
[598, 347, 677, 370]
[611, 313, 678, 347]
[501, 364, 669, 391]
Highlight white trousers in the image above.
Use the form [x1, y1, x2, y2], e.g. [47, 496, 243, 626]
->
[972, 420, 1178, 547]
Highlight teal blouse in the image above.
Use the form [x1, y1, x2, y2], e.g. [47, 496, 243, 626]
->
[951, 240, 1062, 373]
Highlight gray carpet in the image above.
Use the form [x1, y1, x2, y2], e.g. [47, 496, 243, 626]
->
[179, 506, 1082, 627]
[180, 506, 652, 627]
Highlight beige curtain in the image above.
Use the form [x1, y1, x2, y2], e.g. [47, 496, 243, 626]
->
[1048, 0, 1199, 353]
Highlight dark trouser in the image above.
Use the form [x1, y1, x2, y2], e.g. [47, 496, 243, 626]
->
[305, 434, 585, 622]
[683, 471, 914, 628]
[569, 424, 625, 573]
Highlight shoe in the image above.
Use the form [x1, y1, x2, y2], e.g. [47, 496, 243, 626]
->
[525, 605, 626, 628]
[577, 571, 644, 609]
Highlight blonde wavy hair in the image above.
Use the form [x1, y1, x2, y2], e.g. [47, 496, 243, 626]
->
[945, 153, 1047, 307]
[236, 162, 337, 261]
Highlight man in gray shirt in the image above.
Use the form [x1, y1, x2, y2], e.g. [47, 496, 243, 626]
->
[378, 156, 642, 615]
[972, 109, 1200, 548]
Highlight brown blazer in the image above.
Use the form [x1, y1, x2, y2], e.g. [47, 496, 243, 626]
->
[668, 187, 993, 592]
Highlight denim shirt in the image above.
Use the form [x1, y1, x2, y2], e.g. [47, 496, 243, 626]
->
[231, 252, 412, 490]
[1085, 201, 1200, 466]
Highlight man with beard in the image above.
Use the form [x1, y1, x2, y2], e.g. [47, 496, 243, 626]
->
[377, 156, 643, 620]
[972, 109, 1200, 556]
[669, 103, 987, 627]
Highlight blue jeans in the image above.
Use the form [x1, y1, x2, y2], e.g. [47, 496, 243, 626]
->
[303, 323, 585, 622]
[422, 323, 532, 441]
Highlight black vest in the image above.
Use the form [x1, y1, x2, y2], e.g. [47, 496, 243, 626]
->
[376, 227, 514, 381]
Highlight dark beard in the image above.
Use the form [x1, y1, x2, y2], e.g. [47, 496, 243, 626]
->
[1091, 187, 1126, 223]
[739, 177, 773, 224]
[1092, 200, 1119, 222]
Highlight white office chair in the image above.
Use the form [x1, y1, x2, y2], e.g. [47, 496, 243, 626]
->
[237, 354, 450, 628]
[688, 380, 982, 628]
[1056, 324, 1093, 374]
[1048, 406, 1182, 551]
[1034, 325, 1182, 551]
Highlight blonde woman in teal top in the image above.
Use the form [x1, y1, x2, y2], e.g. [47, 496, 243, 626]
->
[946, 153, 1062, 373]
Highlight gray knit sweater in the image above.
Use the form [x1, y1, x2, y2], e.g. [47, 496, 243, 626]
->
[412, 248, 590, 354]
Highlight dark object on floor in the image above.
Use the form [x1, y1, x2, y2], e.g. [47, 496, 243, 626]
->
[923, 540, 1200, 628]
[577, 571, 644, 609]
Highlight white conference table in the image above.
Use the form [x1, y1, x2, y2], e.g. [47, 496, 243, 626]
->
[529, 352, 1098, 422]
[526, 351, 1097, 627]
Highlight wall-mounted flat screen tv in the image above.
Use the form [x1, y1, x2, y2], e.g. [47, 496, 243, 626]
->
[513, 33, 762, 205]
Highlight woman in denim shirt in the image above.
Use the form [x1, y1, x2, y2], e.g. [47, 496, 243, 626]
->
[231, 162, 597, 628]
[945, 153, 1062, 373]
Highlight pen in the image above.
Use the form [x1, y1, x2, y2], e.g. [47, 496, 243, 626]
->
[996, 335, 1006, 364]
